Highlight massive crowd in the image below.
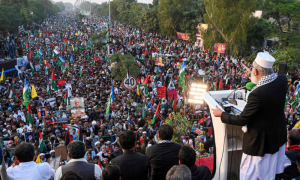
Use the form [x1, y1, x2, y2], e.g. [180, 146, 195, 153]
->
[0, 10, 299, 180]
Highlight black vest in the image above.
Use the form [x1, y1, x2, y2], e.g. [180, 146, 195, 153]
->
[62, 161, 95, 180]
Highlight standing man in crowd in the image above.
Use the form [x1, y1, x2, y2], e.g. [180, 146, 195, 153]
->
[146, 124, 182, 180]
[54, 141, 102, 180]
[212, 52, 287, 180]
[111, 130, 149, 180]
[179, 146, 212, 180]
[7, 143, 55, 180]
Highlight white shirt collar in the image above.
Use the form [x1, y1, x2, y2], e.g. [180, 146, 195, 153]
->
[19, 161, 36, 166]
[68, 158, 87, 163]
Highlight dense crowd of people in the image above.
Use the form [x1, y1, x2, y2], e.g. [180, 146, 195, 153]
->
[0, 9, 299, 180]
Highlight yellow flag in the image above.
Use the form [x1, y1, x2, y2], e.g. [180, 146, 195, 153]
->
[31, 85, 38, 98]
[75, 32, 78, 36]
[175, 40, 177, 43]
[44, 60, 47, 65]
[159, 57, 162, 64]
[137, 85, 140, 96]
[72, 44, 74, 51]
[203, 46, 205, 51]
[0, 69, 3, 82]
[39, 33, 41, 37]
[119, 27, 121, 30]
[36, 155, 41, 163]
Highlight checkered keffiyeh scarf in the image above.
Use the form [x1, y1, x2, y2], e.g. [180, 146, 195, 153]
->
[251, 73, 278, 92]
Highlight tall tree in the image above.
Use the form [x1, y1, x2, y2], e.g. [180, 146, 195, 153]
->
[140, 8, 159, 32]
[158, 0, 191, 37]
[202, 0, 257, 55]
[262, 0, 300, 48]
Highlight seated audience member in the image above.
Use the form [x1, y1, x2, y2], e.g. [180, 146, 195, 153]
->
[166, 165, 192, 180]
[146, 124, 182, 180]
[6, 143, 55, 180]
[60, 171, 84, 180]
[282, 131, 300, 179]
[102, 163, 122, 180]
[111, 130, 149, 180]
[54, 141, 102, 180]
[179, 146, 212, 180]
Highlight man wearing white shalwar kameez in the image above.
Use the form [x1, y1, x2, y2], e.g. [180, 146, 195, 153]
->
[212, 53, 287, 180]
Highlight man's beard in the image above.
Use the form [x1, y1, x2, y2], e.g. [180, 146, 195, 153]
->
[251, 70, 259, 84]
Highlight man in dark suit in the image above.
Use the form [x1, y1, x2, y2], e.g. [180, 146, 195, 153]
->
[179, 146, 212, 180]
[281, 131, 300, 179]
[111, 130, 149, 180]
[146, 124, 182, 180]
[212, 52, 287, 180]
[54, 141, 102, 180]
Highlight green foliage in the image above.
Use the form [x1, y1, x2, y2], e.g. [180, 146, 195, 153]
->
[202, 0, 257, 55]
[0, 0, 64, 32]
[178, 2, 204, 42]
[271, 49, 298, 72]
[95, 2, 109, 17]
[165, 114, 192, 145]
[117, 10, 142, 27]
[0, 5, 24, 32]
[140, 8, 159, 32]
[262, 0, 300, 48]
[158, 0, 191, 37]
[109, 52, 140, 81]
[246, 17, 273, 49]
[245, 52, 257, 62]
[91, 33, 105, 50]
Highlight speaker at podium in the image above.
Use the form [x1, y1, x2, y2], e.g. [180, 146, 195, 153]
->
[202, 90, 249, 180]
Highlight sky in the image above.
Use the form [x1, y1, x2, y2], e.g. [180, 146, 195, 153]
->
[52, 0, 153, 5]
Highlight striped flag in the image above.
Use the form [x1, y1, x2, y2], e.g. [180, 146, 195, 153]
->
[150, 102, 160, 125]
[23, 77, 30, 106]
[51, 69, 57, 91]
[178, 62, 186, 89]
[36, 49, 43, 58]
[57, 56, 65, 66]
[39, 132, 45, 153]
[28, 104, 33, 128]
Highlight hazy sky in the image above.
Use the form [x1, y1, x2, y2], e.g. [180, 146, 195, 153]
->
[53, 0, 153, 4]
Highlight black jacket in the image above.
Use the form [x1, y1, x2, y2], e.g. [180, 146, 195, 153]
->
[189, 164, 212, 180]
[146, 142, 182, 180]
[111, 150, 149, 180]
[221, 74, 287, 156]
[282, 148, 300, 179]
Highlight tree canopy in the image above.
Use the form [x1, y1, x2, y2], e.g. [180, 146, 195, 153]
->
[109, 52, 140, 81]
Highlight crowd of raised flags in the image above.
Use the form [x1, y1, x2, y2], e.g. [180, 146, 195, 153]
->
[0, 10, 287, 173]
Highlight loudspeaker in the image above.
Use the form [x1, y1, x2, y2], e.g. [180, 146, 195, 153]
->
[278, 61, 287, 74]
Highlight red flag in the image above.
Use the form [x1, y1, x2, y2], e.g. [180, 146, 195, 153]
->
[51, 69, 56, 80]
[98, 159, 102, 169]
[178, 57, 182, 62]
[219, 78, 223, 90]
[142, 74, 150, 85]
[173, 99, 176, 111]
[64, 37, 68, 43]
[47, 30, 49, 35]
[143, 50, 147, 55]
[30, 51, 33, 58]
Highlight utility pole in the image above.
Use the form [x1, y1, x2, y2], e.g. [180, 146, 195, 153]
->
[109, 0, 111, 36]
[90, 0, 91, 15]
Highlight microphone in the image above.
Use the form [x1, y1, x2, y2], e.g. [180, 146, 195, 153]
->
[229, 82, 256, 105]
[238, 82, 256, 90]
